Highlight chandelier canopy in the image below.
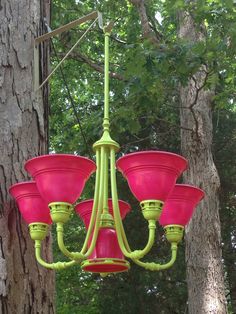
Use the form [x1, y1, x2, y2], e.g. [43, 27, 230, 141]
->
[9, 12, 204, 275]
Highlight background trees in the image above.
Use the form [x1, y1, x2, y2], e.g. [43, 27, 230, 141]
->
[1, 0, 235, 313]
[50, 1, 236, 313]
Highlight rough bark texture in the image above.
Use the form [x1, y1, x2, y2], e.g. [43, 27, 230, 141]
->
[224, 231, 236, 311]
[221, 193, 236, 312]
[178, 8, 227, 314]
[129, 0, 161, 43]
[0, 0, 55, 313]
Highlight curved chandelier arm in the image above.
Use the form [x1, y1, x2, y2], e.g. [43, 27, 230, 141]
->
[81, 149, 101, 255]
[119, 215, 156, 259]
[110, 148, 156, 260]
[84, 147, 105, 258]
[34, 240, 77, 270]
[56, 223, 84, 260]
[132, 243, 178, 271]
[53, 150, 101, 260]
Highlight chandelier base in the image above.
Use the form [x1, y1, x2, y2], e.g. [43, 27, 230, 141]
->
[140, 200, 164, 221]
[164, 225, 184, 244]
[81, 258, 130, 273]
[29, 223, 49, 241]
[49, 202, 74, 223]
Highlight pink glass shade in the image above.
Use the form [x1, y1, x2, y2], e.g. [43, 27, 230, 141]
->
[75, 199, 131, 273]
[75, 199, 131, 228]
[25, 154, 96, 204]
[116, 151, 188, 202]
[159, 184, 205, 227]
[9, 182, 52, 225]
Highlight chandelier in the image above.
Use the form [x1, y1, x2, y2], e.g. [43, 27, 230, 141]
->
[9, 12, 204, 275]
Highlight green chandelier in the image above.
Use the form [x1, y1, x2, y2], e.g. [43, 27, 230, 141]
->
[9, 12, 204, 276]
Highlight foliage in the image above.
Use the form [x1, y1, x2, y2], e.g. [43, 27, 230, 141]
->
[49, 0, 236, 313]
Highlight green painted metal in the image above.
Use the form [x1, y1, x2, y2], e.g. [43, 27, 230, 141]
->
[140, 200, 164, 221]
[92, 32, 120, 152]
[132, 225, 184, 270]
[100, 212, 114, 228]
[56, 222, 84, 260]
[29, 223, 49, 241]
[49, 202, 74, 223]
[110, 149, 157, 260]
[29, 20, 183, 273]
[133, 243, 178, 271]
[164, 225, 184, 244]
[80, 149, 100, 254]
[35, 240, 77, 270]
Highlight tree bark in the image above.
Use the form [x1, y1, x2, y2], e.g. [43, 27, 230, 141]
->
[178, 8, 227, 314]
[221, 194, 236, 312]
[0, 0, 55, 313]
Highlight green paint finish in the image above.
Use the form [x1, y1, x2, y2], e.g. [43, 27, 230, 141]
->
[140, 200, 164, 221]
[56, 222, 85, 260]
[100, 212, 114, 228]
[35, 240, 77, 270]
[133, 243, 178, 271]
[29, 223, 49, 241]
[164, 225, 184, 244]
[49, 202, 74, 223]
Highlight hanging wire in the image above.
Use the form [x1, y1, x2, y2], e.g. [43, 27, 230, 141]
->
[39, 17, 98, 89]
[50, 39, 93, 159]
[42, 17, 93, 159]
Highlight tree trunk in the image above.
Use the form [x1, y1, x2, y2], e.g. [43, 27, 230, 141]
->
[221, 197, 236, 312]
[178, 8, 227, 314]
[0, 0, 55, 313]
[224, 232, 236, 311]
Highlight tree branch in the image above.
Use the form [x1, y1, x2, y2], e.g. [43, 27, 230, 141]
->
[129, 0, 162, 44]
[54, 50, 126, 81]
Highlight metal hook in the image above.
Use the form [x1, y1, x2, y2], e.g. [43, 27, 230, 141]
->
[98, 11, 103, 29]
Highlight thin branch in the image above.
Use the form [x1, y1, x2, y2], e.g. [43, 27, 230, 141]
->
[121, 136, 150, 148]
[54, 50, 126, 81]
[156, 117, 192, 132]
[187, 68, 211, 139]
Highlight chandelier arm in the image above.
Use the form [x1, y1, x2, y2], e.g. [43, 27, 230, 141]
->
[52, 150, 101, 260]
[110, 149, 130, 254]
[102, 148, 109, 213]
[119, 209, 155, 256]
[84, 147, 105, 258]
[56, 222, 84, 260]
[132, 243, 178, 271]
[81, 149, 101, 254]
[110, 148, 156, 259]
[119, 217, 132, 252]
[34, 240, 77, 270]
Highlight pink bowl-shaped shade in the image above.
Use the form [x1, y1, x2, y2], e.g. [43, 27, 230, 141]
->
[116, 151, 188, 202]
[9, 182, 52, 225]
[75, 199, 131, 228]
[25, 154, 96, 204]
[159, 184, 205, 227]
